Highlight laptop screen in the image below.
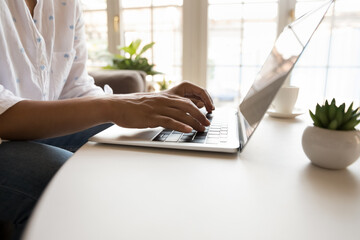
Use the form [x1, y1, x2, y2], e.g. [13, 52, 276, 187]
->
[238, 0, 334, 148]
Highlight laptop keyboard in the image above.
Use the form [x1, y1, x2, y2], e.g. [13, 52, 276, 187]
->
[152, 113, 229, 144]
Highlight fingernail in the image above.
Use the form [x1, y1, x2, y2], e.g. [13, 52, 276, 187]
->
[185, 126, 193, 132]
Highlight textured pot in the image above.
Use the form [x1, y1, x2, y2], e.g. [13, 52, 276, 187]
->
[302, 126, 360, 170]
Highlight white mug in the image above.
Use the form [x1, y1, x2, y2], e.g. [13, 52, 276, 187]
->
[272, 86, 299, 114]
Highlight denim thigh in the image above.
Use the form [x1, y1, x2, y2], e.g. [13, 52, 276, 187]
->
[0, 141, 72, 223]
[0, 123, 112, 239]
[0, 141, 72, 240]
[35, 123, 113, 152]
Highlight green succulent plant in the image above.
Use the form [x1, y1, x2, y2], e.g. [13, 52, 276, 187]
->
[309, 98, 360, 131]
[104, 39, 162, 75]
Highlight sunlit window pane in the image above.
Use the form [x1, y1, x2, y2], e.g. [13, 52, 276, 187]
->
[208, 1, 278, 103]
[294, 0, 360, 106]
[295, 20, 332, 67]
[329, 1, 360, 67]
[122, 9, 151, 34]
[153, 7, 182, 78]
[81, 0, 108, 68]
[329, 27, 360, 67]
[207, 66, 241, 101]
[291, 67, 327, 108]
[152, 0, 182, 7]
[209, 0, 277, 4]
[242, 3, 278, 20]
[242, 22, 277, 66]
[326, 68, 360, 104]
[122, 0, 151, 8]
[121, 2, 183, 82]
[81, 1, 106, 10]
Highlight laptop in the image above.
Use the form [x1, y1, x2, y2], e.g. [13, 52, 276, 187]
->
[90, 0, 334, 153]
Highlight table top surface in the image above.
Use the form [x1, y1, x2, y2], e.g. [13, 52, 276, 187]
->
[23, 114, 360, 240]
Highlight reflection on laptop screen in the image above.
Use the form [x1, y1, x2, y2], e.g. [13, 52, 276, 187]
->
[238, 0, 334, 146]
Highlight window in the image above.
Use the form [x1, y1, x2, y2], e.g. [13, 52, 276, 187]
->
[81, 0, 360, 107]
[207, 0, 278, 103]
[292, 0, 360, 107]
[121, 0, 183, 82]
[81, 0, 108, 68]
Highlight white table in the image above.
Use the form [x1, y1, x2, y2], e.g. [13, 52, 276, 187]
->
[23, 115, 360, 240]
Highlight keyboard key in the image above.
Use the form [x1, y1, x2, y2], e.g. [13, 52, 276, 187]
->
[179, 135, 194, 142]
[183, 132, 196, 137]
[208, 132, 220, 135]
[172, 131, 183, 134]
[165, 133, 182, 142]
[153, 132, 170, 142]
[195, 132, 207, 138]
[192, 138, 206, 144]
[153, 136, 166, 142]
[206, 138, 219, 144]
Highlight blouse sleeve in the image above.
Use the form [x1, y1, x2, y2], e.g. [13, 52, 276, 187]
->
[0, 84, 24, 143]
[0, 8, 25, 116]
[58, 1, 105, 99]
[0, 84, 24, 116]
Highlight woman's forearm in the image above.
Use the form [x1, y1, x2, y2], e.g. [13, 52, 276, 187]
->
[0, 82, 214, 141]
[0, 96, 111, 140]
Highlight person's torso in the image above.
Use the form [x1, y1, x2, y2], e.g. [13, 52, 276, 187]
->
[0, 0, 79, 101]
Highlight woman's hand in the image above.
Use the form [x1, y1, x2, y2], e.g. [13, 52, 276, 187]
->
[108, 81, 215, 133]
[164, 81, 215, 113]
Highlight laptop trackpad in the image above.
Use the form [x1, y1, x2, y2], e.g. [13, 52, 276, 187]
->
[91, 125, 162, 142]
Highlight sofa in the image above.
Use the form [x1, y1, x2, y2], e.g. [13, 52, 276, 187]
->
[89, 70, 147, 94]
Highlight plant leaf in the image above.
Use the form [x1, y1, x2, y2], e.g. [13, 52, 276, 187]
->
[317, 107, 329, 127]
[120, 46, 136, 56]
[315, 104, 321, 116]
[350, 112, 360, 122]
[328, 102, 337, 120]
[310, 110, 323, 128]
[132, 39, 142, 53]
[138, 42, 155, 57]
[324, 100, 329, 119]
[342, 102, 354, 124]
[340, 119, 360, 131]
[331, 98, 336, 106]
[328, 119, 338, 130]
[335, 107, 343, 128]
[352, 107, 359, 115]
[113, 54, 125, 59]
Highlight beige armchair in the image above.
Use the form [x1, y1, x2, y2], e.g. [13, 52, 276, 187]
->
[89, 70, 147, 94]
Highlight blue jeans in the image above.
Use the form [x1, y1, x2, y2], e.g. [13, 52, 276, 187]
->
[0, 123, 112, 240]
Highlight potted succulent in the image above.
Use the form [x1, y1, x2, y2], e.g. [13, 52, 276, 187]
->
[302, 99, 360, 170]
[104, 39, 162, 76]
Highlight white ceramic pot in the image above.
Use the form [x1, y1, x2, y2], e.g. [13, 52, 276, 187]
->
[302, 126, 360, 170]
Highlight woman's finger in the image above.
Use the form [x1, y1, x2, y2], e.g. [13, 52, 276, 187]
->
[160, 107, 206, 132]
[184, 86, 215, 113]
[187, 97, 205, 108]
[155, 116, 193, 133]
[165, 97, 210, 127]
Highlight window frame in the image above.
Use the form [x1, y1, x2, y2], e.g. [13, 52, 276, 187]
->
[104, 0, 311, 88]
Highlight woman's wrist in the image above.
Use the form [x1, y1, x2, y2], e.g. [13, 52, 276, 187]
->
[95, 95, 116, 124]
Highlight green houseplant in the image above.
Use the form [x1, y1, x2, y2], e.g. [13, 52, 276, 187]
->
[302, 98, 360, 169]
[309, 99, 360, 130]
[157, 76, 172, 91]
[104, 39, 162, 76]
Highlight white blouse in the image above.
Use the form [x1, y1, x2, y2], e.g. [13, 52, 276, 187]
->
[0, 0, 105, 116]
